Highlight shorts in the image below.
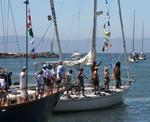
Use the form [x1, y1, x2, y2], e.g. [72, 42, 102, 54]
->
[0, 92, 7, 98]
[92, 78, 99, 86]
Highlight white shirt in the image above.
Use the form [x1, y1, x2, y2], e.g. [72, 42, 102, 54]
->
[42, 69, 47, 78]
[65, 72, 72, 84]
[0, 78, 6, 89]
[20, 71, 26, 89]
[56, 65, 65, 80]
[36, 74, 44, 86]
[46, 68, 56, 82]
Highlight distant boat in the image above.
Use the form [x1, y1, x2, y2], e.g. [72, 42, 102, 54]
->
[71, 51, 83, 60]
[139, 22, 146, 60]
[53, 0, 131, 112]
[128, 9, 138, 63]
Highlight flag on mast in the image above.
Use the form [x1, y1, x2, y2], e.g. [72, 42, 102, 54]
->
[27, 6, 34, 38]
[25, 0, 36, 59]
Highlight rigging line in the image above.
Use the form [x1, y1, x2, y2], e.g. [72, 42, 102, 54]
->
[56, 0, 65, 19]
[117, 0, 130, 80]
[4, 0, 10, 68]
[65, 0, 78, 41]
[141, 21, 144, 52]
[6, 0, 10, 54]
[0, 0, 6, 58]
[9, 0, 23, 65]
[35, 22, 52, 50]
[77, 0, 80, 42]
[132, 9, 135, 53]
[74, 0, 79, 42]
[51, 31, 55, 52]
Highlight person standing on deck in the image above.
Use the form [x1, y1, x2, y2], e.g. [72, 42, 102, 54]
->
[91, 61, 100, 84]
[0, 73, 7, 106]
[19, 66, 28, 103]
[35, 70, 45, 99]
[56, 62, 65, 90]
[104, 67, 110, 92]
[5, 72, 12, 90]
[113, 62, 122, 89]
[45, 64, 56, 94]
[41, 64, 47, 83]
[91, 61, 101, 95]
[65, 69, 73, 97]
[92, 67, 100, 95]
[77, 68, 85, 96]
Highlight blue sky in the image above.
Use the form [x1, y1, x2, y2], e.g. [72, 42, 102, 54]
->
[0, 0, 150, 53]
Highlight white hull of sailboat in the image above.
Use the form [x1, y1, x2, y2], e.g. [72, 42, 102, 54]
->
[139, 56, 145, 60]
[128, 56, 138, 63]
[139, 53, 146, 60]
[54, 86, 129, 112]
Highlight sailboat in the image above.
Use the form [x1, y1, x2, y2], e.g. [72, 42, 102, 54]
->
[139, 22, 146, 60]
[52, 0, 131, 112]
[128, 9, 139, 63]
[0, 0, 63, 122]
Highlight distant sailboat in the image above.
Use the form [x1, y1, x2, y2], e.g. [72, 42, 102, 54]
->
[128, 9, 139, 63]
[139, 22, 146, 60]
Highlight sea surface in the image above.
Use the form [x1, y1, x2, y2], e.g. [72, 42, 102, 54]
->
[0, 53, 150, 122]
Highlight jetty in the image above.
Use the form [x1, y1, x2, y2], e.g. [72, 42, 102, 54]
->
[0, 51, 59, 58]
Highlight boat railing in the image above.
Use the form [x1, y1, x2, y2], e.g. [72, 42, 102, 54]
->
[0, 84, 64, 107]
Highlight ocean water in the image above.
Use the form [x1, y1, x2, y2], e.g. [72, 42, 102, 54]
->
[0, 53, 150, 122]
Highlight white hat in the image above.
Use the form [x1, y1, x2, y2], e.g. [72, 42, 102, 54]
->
[104, 66, 108, 71]
[42, 64, 47, 68]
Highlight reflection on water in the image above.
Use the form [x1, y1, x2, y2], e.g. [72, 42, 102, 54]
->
[49, 103, 129, 122]
[49, 97, 150, 122]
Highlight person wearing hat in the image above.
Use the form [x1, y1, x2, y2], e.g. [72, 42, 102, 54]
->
[19, 66, 28, 103]
[35, 70, 45, 99]
[56, 62, 65, 90]
[104, 66, 110, 92]
[41, 64, 47, 86]
[45, 64, 56, 95]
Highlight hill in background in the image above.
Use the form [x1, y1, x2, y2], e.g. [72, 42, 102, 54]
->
[0, 36, 150, 53]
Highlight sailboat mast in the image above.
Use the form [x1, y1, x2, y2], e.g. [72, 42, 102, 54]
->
[25, 0, 28, 94]
[49, 0, 62, 61]
[142, 22, 144, 52]
[132, 9, 135, 53]
[117, 0, 130, 80]
[91, 0, 97, 61]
